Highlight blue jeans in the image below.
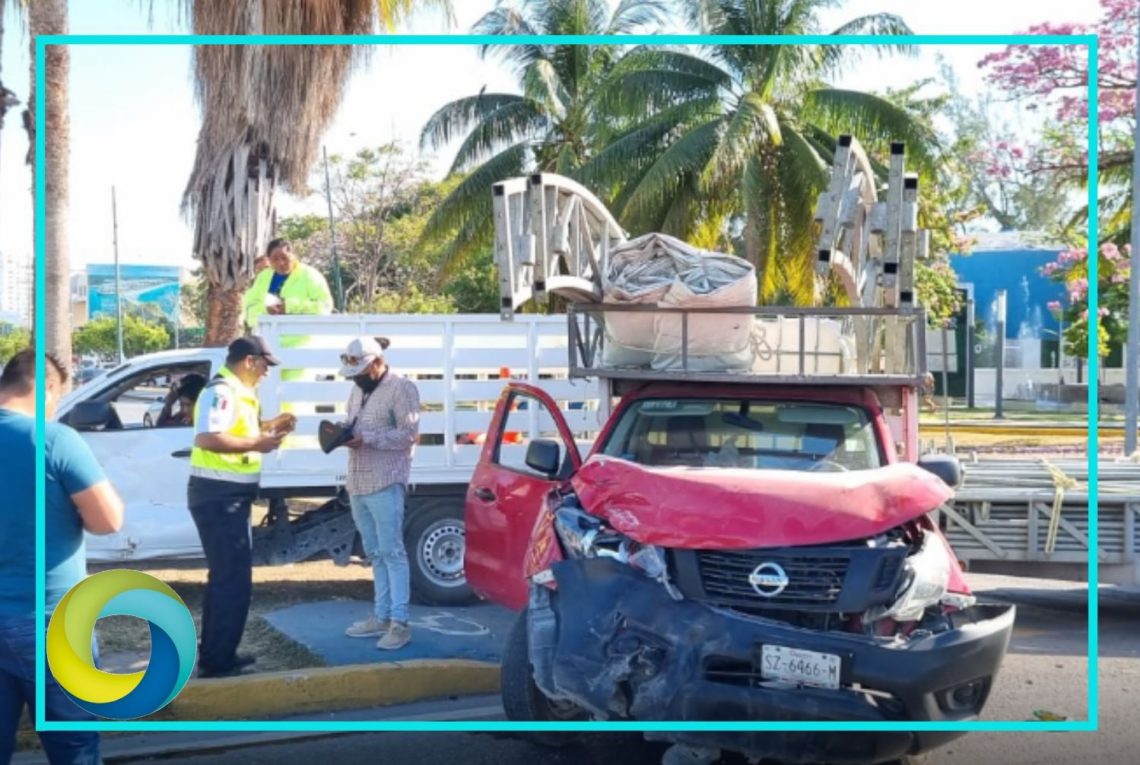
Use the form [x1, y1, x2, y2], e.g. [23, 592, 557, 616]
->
[0, 615, 100, 765]
[349, 485, 410, 623]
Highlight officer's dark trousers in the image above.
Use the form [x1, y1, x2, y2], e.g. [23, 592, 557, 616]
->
[188, 476, 257, 673]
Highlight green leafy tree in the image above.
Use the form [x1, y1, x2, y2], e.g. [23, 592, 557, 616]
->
[418, 0, 670, 273]
[73, 316, 169, 359]
[276, 214, 329, 261]
[287, 145, 500, 312]
[0, 324, 32, 365]
[353, 284, 458, 314]
[1042, 243, 1127, 360]
[443, 247, 501, 313]
[589, 1, 931, 304]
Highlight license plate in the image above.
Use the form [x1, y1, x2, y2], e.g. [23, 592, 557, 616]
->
[759, 644, 842, 690]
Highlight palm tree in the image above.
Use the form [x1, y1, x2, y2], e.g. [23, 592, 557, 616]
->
[588, 0, 937, 303]
[22, 0, 71, 363]
[183, 0, 452, 345]
[417, 0, 668, 274]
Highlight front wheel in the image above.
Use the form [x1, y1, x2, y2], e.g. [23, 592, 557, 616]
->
[405, 498, 476, 606]
[501, 610, 587, 747]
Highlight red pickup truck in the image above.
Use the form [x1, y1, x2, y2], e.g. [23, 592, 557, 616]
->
[464, 379, 1015, 765]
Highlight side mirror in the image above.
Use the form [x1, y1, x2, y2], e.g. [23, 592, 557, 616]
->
[68, 401, 115, 431]
[918, 454, 962, 489]
[525, 439, 562, 477]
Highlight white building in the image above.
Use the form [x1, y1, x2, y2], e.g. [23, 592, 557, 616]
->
[0, 251, 33, 328]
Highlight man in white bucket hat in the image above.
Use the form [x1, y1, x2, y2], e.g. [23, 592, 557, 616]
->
[338, 336, 421, 650]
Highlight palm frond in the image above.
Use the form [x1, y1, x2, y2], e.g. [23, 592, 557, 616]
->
[420, 93, 530, 151]
[606, 0, 671, 34]
[816, 13, 914, 72]
[802, 88, 939, 174]
[578, 95, 721, 190]
[596, 47, 731, 117]
[775, 121, 830, 258]
[448, 99, 548, 174]
[472, 4, 545, 74]
[376, 0, 455, 31]
[419, 142, 530, 250]
[700, 92, 781, 194]
[522, 58, 566, 116]
[620, 117, 723, 227]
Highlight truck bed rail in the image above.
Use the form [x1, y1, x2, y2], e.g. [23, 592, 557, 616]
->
[567, 304, 928, 387]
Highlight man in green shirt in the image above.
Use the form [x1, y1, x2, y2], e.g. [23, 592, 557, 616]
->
[243, 238, 333, 387]
[243, 239, 332, 328]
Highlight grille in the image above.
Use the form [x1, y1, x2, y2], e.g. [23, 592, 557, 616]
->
[697, 550, 849, 608]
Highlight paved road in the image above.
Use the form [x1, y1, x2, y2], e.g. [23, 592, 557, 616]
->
[63, 600, 1134, 765]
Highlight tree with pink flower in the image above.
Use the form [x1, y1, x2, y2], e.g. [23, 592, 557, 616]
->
[979, 0, 1138, 241]
[1040, 243, 1131, 359]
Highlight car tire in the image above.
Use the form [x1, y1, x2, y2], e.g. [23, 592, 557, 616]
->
[501, 609, 586, 748]
[143, 413, 153, 428]
[405, 498, 476, 606]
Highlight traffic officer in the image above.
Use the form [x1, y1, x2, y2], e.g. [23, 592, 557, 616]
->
[188, 335, 286, 678]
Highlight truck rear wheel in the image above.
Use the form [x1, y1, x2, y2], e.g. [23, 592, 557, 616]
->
[405, 498, 476, 606]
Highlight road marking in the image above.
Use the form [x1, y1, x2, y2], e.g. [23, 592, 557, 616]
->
[408, 611, 491, 637]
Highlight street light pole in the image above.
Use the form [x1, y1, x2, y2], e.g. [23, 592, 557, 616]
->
[995, 290, 1007, 420]
[1124, 21, 1140, 455]
[323, 146, 346, 313]
[111, 186, 124, 364]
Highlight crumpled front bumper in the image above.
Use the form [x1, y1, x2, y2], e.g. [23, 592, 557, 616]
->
[528, 558, 1016, 765]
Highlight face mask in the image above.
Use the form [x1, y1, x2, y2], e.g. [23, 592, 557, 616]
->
[354, 374, 379, 393]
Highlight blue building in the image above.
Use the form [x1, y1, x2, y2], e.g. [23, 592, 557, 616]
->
[949, 232, 1066, 343]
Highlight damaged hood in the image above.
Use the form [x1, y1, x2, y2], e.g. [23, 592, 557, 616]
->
[570, 456, 953, 549]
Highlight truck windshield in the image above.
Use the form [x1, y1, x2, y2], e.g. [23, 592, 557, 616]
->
[600, 398, 881, 472]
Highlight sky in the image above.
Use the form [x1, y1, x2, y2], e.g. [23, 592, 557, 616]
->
[0, 0, 1107, 276]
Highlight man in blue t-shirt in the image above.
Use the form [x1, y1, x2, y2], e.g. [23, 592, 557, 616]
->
[0, 349, 124, 765]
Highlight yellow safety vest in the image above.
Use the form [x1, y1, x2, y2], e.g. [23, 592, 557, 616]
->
[189, 367, 262, 483]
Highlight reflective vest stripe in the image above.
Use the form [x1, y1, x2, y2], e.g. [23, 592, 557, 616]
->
[189, 466, 260, 484]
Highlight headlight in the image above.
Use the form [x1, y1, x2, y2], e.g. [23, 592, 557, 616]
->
[553, 505, 605, 558]
[878, 532, 951, 622]
[553, 505, 681, 600]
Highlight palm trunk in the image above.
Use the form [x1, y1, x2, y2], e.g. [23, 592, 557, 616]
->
[26, 0, 70, 365]
[1, 0, 15, 191]
[203, 283, 244, 347]
[187, 143, 276, 345]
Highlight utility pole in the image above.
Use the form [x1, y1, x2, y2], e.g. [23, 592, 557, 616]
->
[323, 146, 346, 312]
[966, 297, 976, 409]
[112, 186, 124, 364]
[995, 290, 1007, 420]
[1124, 21, 1140, 455]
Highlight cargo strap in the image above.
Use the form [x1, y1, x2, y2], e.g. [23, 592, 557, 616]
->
[1041, 459, 1079, 555]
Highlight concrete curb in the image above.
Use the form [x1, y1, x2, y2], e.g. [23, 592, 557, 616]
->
[152, 659, 500, 721]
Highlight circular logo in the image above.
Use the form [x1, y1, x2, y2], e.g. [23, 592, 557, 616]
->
[747, 562, 790, 598]
[47, 570, 197, 719]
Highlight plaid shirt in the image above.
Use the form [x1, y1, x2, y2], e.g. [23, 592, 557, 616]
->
[345, 370, 420, 496]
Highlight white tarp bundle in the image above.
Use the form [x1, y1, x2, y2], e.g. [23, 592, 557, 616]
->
[600, 233, 757, 371]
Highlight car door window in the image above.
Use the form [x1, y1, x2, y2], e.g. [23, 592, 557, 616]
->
[88, 363, 211, 430]
[491, 392, 568, 478]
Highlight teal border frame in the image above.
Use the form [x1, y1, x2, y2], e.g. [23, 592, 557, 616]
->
[34, 32, 1099, 734]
